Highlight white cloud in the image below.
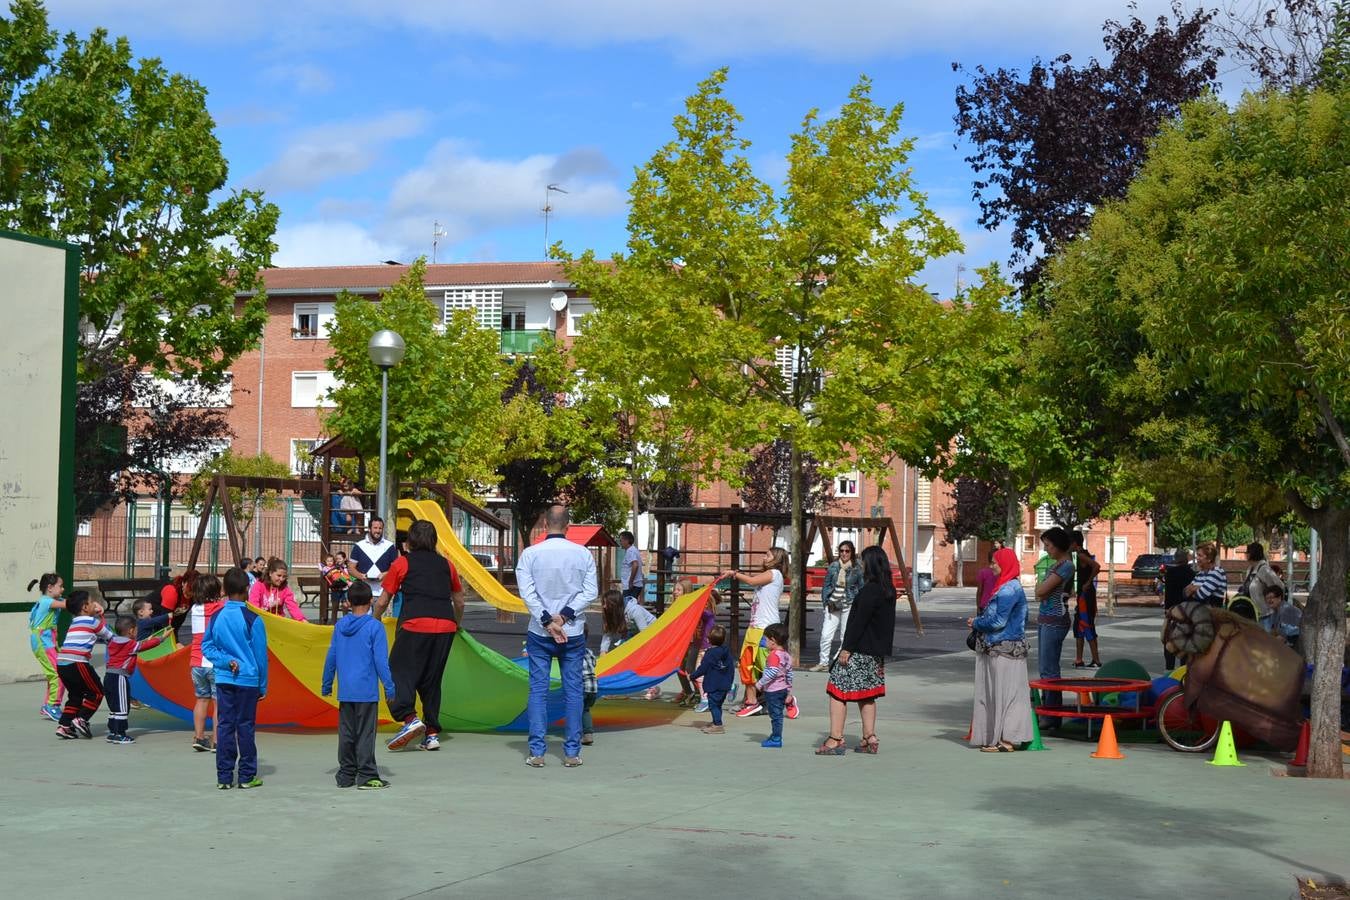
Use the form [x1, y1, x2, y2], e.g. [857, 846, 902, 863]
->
[246, 109, 429, 193]
[386, 139, 626, 245]
[263, 62, 335, 95]
[917, 203, 1013, 298]
[50, 1, 1185, 61]
[272, 220, 406, 267]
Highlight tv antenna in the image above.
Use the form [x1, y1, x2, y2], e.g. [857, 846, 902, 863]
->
[542, 184, 567, 258]
[432, 220, 447, 264]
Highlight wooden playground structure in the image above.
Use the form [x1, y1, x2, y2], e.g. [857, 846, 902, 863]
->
[651, 505, 923, 650]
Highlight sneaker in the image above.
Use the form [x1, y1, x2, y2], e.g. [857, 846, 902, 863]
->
[581, 732, 594, 746]
[562, 756, 583, 767]
[644, 686, 661, 701]
[192, 737, 211, 752]
[237, 777, 264, 790]
[217, 782, 233, 790]
[358, 778, 391, 790]
[786, 696, 801, 720]
[761, 736, 783, 748]
[734, 703, 763, 718]
[129, 699, 146, 710]
[693, 700, 709, 714]
[525, 756, 545, 768]
[421, 733, 440, 751]
[386, 717, 426, 751]
[809, 663, 829, 672]
[40, 704, 60, 722]
[55, 725, 77, 740]
[106, 733, 135, 744]
[336, 781, 355, 789]
[73, 718, 92, 739]
[700, 724, 726, 734]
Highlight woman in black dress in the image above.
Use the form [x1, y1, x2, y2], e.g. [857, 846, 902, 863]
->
[816, 546, 896, 755]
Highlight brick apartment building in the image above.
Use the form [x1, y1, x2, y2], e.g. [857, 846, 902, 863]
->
[74, 261, 1153, 585]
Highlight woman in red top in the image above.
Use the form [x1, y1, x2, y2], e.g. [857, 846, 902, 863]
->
[159, 569, 197, 635]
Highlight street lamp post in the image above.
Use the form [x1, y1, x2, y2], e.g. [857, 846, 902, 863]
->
[367, 329, 406, 519]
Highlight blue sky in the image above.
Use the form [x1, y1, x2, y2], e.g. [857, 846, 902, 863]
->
[47, 0, 1187, 294]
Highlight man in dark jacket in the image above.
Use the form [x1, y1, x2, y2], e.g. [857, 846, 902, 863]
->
[1162, 549, 1196, 670]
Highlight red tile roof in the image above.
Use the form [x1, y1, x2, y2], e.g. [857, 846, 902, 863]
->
[256, 261, 570, 294]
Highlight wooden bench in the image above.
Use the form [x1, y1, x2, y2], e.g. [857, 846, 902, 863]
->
[295, 575, 325, 609]
[95, 578, 164, 617]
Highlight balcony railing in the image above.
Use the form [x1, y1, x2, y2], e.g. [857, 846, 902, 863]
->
[500, 329, 546, 355]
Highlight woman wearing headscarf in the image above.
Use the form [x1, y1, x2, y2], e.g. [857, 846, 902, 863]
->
[967, 547, 1034, 752]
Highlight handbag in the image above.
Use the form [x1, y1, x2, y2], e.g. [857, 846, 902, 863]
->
[966, 628, 979, 651]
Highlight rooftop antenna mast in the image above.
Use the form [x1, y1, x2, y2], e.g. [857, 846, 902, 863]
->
[542, 183, 567, 259]
[432, 220, 447, 264]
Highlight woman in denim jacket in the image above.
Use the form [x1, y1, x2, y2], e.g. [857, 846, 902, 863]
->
[811, 541, 864, 671]
[967, 547, 1034, 752]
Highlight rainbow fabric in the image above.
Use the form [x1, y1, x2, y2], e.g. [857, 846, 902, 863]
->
[130, 586, 710, 732]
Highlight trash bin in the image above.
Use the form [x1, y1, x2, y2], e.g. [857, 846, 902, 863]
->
[917, 573, 933, 594]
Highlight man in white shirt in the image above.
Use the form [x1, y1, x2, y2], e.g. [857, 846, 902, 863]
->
[348, 517, 399, 606]
[516, 505, 598, 768]
[619, 531, 644, 602]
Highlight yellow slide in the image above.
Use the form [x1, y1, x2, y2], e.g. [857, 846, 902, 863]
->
[397, 498, 528, 614]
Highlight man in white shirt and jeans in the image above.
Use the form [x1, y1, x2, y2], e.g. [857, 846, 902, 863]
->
[517, 505, 598, 768]
[348, 517, 399, 610]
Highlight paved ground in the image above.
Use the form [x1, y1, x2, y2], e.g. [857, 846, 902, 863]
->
[4, 590, 1347, 899]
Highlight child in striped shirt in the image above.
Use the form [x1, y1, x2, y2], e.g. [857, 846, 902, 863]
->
[55, 591, 112, 740]
[754, 623, 794, 749]
[103, 617, 165, 744]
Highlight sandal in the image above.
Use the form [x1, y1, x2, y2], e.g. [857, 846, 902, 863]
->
[1073, 660, 1086, 668]
[853, 734, 879, 754]
[979, 743, 1015, 753]
[815, 735, 846, 756]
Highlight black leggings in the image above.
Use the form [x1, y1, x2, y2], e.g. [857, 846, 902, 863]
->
[58, 662, 103, 727]
[387, 628, 455, 734]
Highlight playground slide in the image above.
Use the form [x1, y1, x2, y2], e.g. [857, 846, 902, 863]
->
[397, 498, 528, 614]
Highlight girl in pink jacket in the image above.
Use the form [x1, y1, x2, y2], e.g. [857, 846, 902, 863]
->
[248, 557, 307, 621]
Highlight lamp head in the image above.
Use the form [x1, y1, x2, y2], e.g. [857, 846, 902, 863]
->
[367, 329, 405, 369]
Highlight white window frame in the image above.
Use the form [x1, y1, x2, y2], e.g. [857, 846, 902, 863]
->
[290, 438, 321, 477]
[1034, 504, 1055, 531]
[77, 519, 92, 537]
[566, 300, 593, 336]
[916, 477, 932, 524]
[132, 372, 233, 408]
[291, 371, 338, 408]
[835, 471, 860, 498]
[294, 304, 320, 339]
[1107, 537, 1129, 565]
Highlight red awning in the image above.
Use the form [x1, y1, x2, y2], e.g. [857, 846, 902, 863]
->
[533, 525, 617, 548]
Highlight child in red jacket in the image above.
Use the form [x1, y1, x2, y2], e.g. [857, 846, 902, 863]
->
[104, 617, 164, 744]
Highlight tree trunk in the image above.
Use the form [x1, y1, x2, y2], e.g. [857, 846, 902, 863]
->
[1302, 508, 1348, 779]
[788, 441, 805, 666]
[1004, 480, 1020, 547]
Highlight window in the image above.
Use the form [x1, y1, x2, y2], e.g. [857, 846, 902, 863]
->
[77, 519, 92, 537]
[444, 288, 503, 331]
[291, 502, 322, 542]
[291, 371, 338, 408]
[132, 373, 232, 408]
[916, 477, 932, 524]
[501, 307, 526, 331]
[293, 302, 335, 339]
[161, 439, 231, 474]
[1034, 504, 1055, 530]
[1020, 533, 1036, 554]
[291, 439, 320, 477]
[835, 471, 860, 498]
[131, 501, 201, 539]
[957, 539, 978, 561]
[567, 300, 593, 336]
[1108, 537, 1129, 565]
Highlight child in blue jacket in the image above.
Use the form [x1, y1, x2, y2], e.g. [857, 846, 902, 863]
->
[693, 626, 734, 734]
[322, 581, 396, 789]
[202, 567, 269, 790]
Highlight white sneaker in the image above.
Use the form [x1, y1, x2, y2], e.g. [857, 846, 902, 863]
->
[386, 718, 425, 751]
[422, 733, 440, 751]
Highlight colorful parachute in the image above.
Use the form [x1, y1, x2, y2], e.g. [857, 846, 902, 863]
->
[130, 585, 711, 732]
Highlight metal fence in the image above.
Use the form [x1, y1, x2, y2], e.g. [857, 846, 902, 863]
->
[75, 496, 515, 578]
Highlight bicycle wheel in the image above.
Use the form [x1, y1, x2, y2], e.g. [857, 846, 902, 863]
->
[1157, 689, 1220, 752]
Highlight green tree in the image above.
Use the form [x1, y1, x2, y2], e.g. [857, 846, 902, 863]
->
[182, 450, 292, 554]
[1043, 87, 1349, 777]
[324, 260, 508, 513]
[563, 70, 975, 661]
[1, 0, 277, 513]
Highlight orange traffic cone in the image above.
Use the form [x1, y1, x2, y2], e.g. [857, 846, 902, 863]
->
[1292, 720, 1310, 767]
[1090, 714, 1125, 759]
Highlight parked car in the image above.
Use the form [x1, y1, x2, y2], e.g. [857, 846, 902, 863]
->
[471, 552, 499, 571]
[1130, 553, 1176, 582]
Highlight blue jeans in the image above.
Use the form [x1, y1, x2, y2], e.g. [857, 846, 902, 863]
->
[1037, 622, 1070, 710]
[216, 683, 259, 785]
[707, 690, 727, 726]
[526, 632, 585, 758]
[762, 689, 788, 740]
